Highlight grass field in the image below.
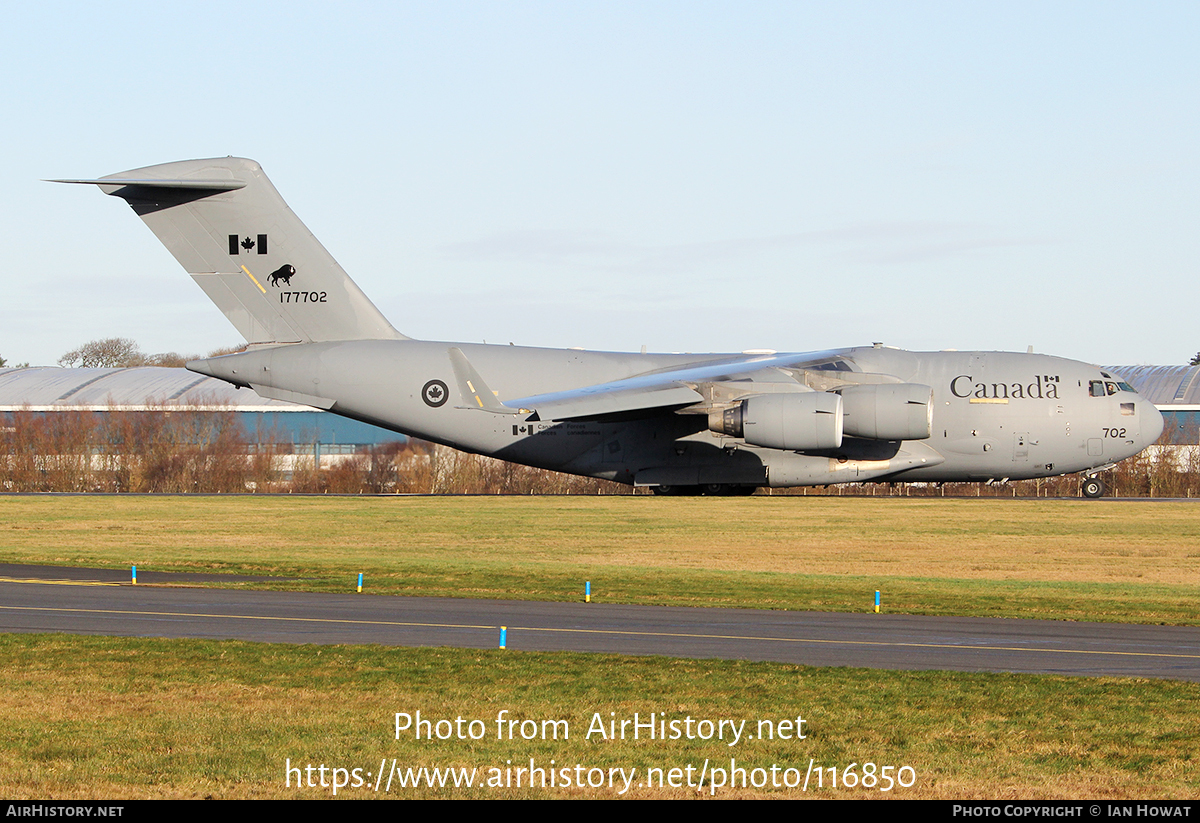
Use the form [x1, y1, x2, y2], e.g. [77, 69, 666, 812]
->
[2, 495, 1198, 799]
[2, 495, 1198, 623]
[4, 634, 1198, 799]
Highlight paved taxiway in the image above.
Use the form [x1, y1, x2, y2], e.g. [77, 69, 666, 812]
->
[1, 565, 1197, 681]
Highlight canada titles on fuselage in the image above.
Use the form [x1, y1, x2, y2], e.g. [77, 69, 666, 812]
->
[950, 375, 1060, 401]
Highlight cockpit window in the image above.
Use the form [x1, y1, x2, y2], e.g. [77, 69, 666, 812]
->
[1106, 382, 1118, 395]
[1090, 381, 1106, 397]
[1117, 382, 1135, 393]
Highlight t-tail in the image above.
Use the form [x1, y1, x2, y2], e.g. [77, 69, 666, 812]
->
[52, 157, 405, 345]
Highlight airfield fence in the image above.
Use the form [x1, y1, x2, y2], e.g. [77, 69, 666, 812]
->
[1, 408, 1196, 497]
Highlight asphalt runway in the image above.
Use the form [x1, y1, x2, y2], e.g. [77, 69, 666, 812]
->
[3, 565, 1198, 680]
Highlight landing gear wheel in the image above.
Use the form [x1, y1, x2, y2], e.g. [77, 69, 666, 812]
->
[703, 483, 728, 496]
[652, 485, 702, 496]
[1081, 477, 1105, 499]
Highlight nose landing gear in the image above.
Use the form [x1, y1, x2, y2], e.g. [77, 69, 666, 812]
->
[1081, 476, 1105, 499]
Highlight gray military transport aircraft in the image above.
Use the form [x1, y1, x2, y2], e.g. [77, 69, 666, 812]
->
[57, 158, 1163, 498]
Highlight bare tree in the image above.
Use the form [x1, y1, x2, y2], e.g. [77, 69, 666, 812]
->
[143, 352, 200, 368]
[58, 338, 204, 369]
[59, 338, 146, 368]
[207, 344, 248, 357]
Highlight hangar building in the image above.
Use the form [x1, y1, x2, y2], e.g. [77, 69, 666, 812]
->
[0, 366, 404, 458]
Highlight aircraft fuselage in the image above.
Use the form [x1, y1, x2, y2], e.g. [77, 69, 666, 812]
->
[190, 341, 1162, 490]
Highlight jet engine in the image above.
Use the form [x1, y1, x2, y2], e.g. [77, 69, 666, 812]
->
[837, 383, 933, 441]
[711, 392, 844, 450]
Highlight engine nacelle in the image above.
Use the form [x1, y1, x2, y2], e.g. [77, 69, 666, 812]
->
[838, 383, 933, 441]
[713, 392, 844, 451]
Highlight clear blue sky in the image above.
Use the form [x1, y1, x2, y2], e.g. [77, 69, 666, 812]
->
[3, 1, 1197, 366]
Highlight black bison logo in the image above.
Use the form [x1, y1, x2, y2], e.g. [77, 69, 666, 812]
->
[268, 264, 296, 287]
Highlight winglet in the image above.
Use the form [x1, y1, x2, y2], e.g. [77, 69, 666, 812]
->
[447, 347, 523, 414]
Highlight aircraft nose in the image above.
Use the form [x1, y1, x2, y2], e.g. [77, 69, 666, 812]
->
[1143, 402, 1165, 447]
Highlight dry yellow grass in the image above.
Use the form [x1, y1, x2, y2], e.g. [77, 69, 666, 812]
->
[1, 495, 1197, 586]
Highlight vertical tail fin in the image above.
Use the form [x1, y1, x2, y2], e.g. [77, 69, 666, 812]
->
[54, 157, 405, 345]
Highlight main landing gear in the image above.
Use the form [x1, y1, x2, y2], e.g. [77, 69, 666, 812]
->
[652, 484, 757, 496]
[1081, 476, 1105, 499]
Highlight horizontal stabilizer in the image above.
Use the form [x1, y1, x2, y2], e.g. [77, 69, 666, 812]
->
[50, 178, 247, 191]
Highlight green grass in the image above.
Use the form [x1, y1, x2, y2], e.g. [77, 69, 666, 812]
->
[2, 496, 1198, 623]
[3, 634, 1197, 799]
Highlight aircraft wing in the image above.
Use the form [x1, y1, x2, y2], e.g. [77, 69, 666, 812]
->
[506, 350, 848, 420]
